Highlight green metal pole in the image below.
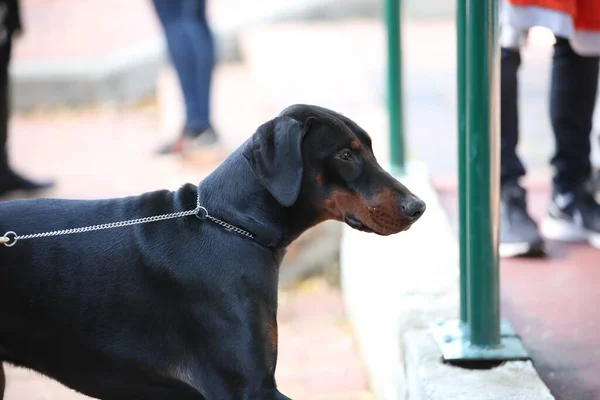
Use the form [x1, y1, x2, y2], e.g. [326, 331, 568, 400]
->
[385, 0, 405, 171]
[466, 0, 501, 347]
[457, 0, 469, 325]
[430, 0, 528, 363]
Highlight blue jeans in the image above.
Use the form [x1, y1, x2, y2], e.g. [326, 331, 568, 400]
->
[152, 0, 215, 136]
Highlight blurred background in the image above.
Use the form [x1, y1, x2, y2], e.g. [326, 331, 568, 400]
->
[2, 0, 600, 399]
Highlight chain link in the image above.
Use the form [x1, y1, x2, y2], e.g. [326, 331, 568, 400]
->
[1, 194, 254, 247]
[205, 215, 255, 239]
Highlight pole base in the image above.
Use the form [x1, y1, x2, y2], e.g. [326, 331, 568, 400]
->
[430, 319, 530, 364]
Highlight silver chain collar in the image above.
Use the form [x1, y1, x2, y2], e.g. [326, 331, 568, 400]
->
[0, 193, 254, 248]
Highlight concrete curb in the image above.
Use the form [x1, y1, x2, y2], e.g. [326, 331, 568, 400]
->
[10, 0, 381, 111]
[11, 39, 167, 110]
[404, 329, 554, 400]
[339, 160, 554, 400]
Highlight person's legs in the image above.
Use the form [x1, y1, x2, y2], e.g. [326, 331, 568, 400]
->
[500, 48, 526, 187]
[0, 34, 13, 172]
[499, 47, 544, 257]
[181, 0, 214, 134]
[0, 10, 53, 195]
[549, 37, 598, 193]
[152, 0, 217, 154]
[540, 37, 600, 248]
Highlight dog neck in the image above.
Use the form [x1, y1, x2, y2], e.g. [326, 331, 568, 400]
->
[197, 146, 309, 250]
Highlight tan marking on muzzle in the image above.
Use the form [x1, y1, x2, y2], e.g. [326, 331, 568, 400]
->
[369, 187, 406, 231]
[324, 187, 409, 234]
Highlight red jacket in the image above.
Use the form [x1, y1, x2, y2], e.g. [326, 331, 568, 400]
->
[508, 0, 600, 31]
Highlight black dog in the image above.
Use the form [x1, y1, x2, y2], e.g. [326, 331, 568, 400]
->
[0, 105, 425, 399]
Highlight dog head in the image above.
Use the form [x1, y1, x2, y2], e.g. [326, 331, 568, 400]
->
[243, 104, 425, 235]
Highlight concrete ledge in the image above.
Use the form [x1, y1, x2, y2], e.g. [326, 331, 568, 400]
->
[11, 39, 166, 110]
[404, 329, 554, 400]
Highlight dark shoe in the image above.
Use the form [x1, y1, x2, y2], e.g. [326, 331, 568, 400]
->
[0, 170, 55, 196]
[541, 180, 600, 249]
[499, 182, 545, 257]
[156, 128, 219, 155]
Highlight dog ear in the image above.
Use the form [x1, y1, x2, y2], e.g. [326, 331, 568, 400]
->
[243, 116, 311, 207]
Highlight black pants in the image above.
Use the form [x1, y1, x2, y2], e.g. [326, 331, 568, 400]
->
[0, 35, 10, 173]
[501, 37, 600, 194]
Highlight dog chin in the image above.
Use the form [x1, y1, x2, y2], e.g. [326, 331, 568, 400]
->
[344, 215, 374, 233]
[344, 215, 411, 235]
[372, 225, 411, 236]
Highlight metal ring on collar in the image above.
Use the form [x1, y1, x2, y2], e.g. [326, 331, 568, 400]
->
[195, 206, 209, 220]
[1, 231, 17, 247]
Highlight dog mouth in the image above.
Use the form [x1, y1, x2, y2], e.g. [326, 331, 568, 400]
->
[344, 214, 411, 235]
[344, 215, 375, 233]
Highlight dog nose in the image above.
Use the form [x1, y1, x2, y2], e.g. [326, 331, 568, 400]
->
[401, 196, 426, 222]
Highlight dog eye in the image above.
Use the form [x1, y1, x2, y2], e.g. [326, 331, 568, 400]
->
[337, 150, 352, 161]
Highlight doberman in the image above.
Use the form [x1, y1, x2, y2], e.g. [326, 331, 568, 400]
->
[0, 104, 425, 399]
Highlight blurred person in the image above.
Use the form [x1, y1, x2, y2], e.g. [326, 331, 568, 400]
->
[151, 0, 219, 155]
[499, 0, 600, 257]
[0, 0, 53, 195]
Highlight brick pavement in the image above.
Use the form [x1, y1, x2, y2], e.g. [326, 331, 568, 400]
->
[276, 278, 373, 400]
